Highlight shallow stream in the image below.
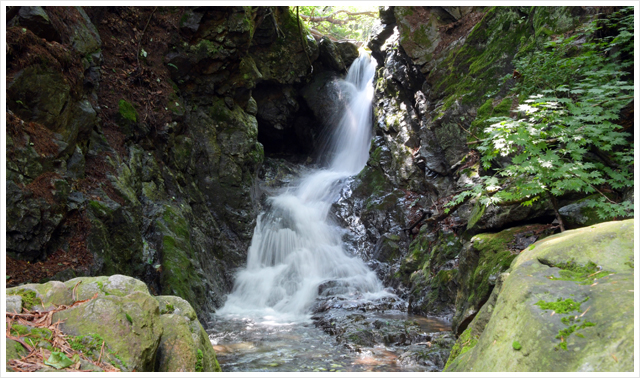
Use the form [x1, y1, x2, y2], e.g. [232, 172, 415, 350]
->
[208, 311, 451, 372]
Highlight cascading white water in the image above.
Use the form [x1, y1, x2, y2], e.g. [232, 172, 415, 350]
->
[217, 52, 390, 322]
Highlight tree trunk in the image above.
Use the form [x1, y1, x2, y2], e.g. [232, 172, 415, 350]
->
[547, 191, 565, 232]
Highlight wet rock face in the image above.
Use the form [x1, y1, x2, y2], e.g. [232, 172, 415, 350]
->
[6, 8, 101, 264]
[311, 296, 455, 371]
[318, 37, 346, 72]
[249, 6, 319, 84]
[5, 6, 329, 324]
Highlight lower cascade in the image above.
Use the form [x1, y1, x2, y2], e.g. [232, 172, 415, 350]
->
[217, 52, 391, 322]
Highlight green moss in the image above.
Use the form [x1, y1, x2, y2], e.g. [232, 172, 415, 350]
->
[248, 142, 264, 165]
[476, 99, 494, 118]
[15, 290, 38, 310]
[435, 7, 580, 116]
[493, 97, 512, 116]
[543, 259, 611, 285]
[162, 206, 190, 241]
[14, 341, 26, 354]
[190, 39, 223, 59]
[67, 333, 127, 369]
[208, 97, 234, 124]
[10, 324, 30, 337]
[512, 341, 522, 350]
[355, 166, 390, 199]
[466, 229, 522, 305]
[468, 96, 514, 140]
[30, 327, 52, 339]
[157, 205, 201, 311]
[554, 315, 596, 351]
[160, 303, 175, 315]
[89, 200, 111, 218]
[10, 324, 55, 353]
[434, 269, 457, 286]
[195, 349, 204, 372]
[118, 99, 137, 122]
[403, 231, 463, 314]
[535, 297, 588, 314]
[445, 327, 479, 370]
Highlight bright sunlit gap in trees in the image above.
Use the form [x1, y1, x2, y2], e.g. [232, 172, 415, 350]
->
[297, 6, 379, 43]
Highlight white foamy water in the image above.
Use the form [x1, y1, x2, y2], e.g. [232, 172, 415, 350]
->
[217, 52, 391, 322]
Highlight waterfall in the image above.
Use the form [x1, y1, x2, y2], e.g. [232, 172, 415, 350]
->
[217, 52, 390, 322]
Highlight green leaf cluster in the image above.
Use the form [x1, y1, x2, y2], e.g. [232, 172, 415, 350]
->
[448, 7, 634, 221]
[297, 6, 378, 42]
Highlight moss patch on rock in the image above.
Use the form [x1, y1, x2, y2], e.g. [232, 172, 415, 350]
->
[399, 230, 463, 315]
[6, 275, 220, 372]
[446, 220, 634, 372]
[118, 99, 137, 122]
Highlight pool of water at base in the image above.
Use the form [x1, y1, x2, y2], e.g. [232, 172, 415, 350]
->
[207, 312, 451, 372]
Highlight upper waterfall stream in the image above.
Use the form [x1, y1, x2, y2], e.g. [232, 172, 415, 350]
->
[217, 52, 391, 322]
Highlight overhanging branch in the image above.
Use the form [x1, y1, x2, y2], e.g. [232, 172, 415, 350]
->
[300, 10, 376, 25]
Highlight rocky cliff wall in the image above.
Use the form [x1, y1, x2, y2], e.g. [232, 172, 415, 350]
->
[5, 6, 357, 323]
[337, 5, 631, 329]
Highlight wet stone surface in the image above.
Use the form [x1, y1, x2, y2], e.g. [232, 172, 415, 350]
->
[209, 296, 454, 372]
[311, 295, 455, 371]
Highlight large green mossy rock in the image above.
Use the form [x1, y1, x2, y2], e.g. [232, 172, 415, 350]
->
[452, 224, 555, 335]
[155, 296, 221, 372]
[445, 220, 634, 372]
[5, 275, 220, 372]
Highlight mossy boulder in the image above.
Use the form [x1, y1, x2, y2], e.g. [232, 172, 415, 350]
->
[445, 220, 634, 372]
[5, 275, 221, 372]
[452, 224, 555, 335]
[155, 296, 221, 372]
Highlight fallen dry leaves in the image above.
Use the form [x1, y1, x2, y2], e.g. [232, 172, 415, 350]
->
[6, 293, 121, 372]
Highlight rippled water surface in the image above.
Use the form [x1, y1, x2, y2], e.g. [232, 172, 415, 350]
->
[208, 312, 450, 372]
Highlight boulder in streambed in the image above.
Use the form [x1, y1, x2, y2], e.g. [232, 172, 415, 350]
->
[5, 275, 220, 372]
[445, 220, 634, 372]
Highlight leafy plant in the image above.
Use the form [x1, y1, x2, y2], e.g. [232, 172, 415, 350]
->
[447, 7, 634, 229]
[44, 351, 74, 369]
